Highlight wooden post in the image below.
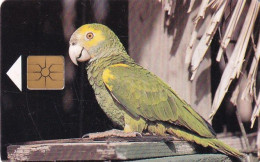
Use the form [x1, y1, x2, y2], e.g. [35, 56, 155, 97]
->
[128, 0, 212, 119]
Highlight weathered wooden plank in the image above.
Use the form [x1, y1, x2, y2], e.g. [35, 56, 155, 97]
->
[7, 135, 251, 161]
[130, 154, 233, 162]
[7, 138, 198, 161]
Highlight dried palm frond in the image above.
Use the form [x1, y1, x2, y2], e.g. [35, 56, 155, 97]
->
[187, 0, 196, 13]
[216, 0, 246, 62]
[210, 0, 259, 120]
[159, 0, 259, 155]
[242, 34, 260, 103]
[161, 0, 259, 135]
[208, 0, 226, 10]
[190, 0, 229, 80]
[162, 0, 177, 26]
[194, 0, 210, 25]
[252, 92, 260, 127]
[250, 34, 260, 128]
[185, 0, 211, 64]
[185, 0, 259, 156]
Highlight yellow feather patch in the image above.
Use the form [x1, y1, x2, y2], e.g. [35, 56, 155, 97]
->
[77, 25, 105, 49]
[111, 64, 130, 68]
[124, 124, 133, 133]
[102, 69, 115, 90]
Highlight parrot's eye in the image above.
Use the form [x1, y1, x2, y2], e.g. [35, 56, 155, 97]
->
[86, 32, 94, 40]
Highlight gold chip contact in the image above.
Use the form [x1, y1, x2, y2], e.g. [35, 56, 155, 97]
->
[27, 56, 64, 90]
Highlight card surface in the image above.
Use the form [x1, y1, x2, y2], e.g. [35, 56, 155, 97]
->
[1, 0, 128, 160]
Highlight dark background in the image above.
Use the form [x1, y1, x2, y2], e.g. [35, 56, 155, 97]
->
[1, 0, 128, 159]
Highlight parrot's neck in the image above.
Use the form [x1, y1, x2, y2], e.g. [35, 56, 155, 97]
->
[87, 51, 134, 82]
[88, 38, 128, 63]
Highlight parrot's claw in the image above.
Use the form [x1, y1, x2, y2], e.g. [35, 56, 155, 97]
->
[82, 129, 142, 139]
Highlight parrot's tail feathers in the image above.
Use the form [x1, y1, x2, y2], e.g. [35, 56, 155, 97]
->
[166, 126, 244, 158]
[206, 138, 244, 158]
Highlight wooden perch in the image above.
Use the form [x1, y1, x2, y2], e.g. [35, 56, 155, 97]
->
[7, 135, 251, 161]
[7, 137, 197, 161]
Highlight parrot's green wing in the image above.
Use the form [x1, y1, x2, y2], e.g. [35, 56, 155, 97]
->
[102, 63, 216, 138]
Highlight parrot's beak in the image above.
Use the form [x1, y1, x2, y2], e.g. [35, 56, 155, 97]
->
[69, 44, 91, 66]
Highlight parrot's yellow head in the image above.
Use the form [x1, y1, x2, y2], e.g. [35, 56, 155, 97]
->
[69, 23, 124, 65]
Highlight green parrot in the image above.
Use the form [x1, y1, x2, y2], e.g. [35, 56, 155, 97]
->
[69, 23, 243, 158]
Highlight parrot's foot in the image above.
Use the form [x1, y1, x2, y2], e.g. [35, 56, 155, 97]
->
[82, 129, 142, 139]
